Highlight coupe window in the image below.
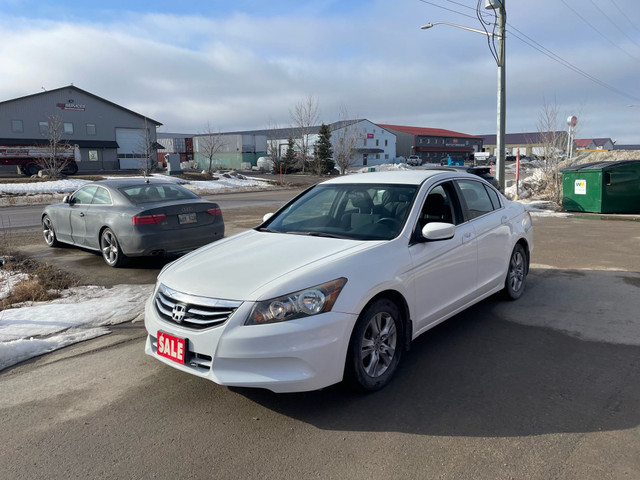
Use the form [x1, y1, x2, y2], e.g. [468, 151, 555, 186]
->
[120, 184, 199, 204]
[261, 184, 418, 240]
[91, 186, 112, 205]
[70, 185, 98, 205]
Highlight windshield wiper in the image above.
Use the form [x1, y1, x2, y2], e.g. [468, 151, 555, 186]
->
[256, 227, 281, 233]
[287, 231, 347, 239]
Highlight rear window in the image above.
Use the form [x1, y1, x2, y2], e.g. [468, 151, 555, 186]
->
[119, 184, 199, 204]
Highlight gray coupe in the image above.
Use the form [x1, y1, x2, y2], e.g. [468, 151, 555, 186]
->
[42, 178, 225, 267]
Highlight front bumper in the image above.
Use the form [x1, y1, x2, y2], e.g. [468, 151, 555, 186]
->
[143, 294, 357, 393]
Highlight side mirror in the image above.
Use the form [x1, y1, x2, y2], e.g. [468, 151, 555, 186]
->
[421, 222, 455, 241]
[262, 213, 274, 222]
[63, 195, 70, 204]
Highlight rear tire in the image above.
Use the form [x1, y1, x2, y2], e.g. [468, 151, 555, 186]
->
[100, 228, 128, 267]
[504, 244, 527, 300]
[345, 298, 404, 391]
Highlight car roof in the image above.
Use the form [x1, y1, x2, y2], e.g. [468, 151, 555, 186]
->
[87, 178, 179, 189]
[320, 170, 467, 186]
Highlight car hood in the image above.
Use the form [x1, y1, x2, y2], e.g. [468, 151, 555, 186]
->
[159, 229, 381, 301]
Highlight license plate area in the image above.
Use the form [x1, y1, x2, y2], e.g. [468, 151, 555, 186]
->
[157, 331, 187, 364]
[178, 212, 197, 225]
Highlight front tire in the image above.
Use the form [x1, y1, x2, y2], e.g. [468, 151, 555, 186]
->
[504, 244, 527, 300]
[345, 298, 404, 391]
[100, 228, 127, 267]
[42, 215, 59, 247]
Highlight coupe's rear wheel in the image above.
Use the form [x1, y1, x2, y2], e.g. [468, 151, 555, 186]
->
[42, 215, 59, 247]
[346, 298, 404, 391]
[504, 244, 527, 300]
[100, 228, 127, 267]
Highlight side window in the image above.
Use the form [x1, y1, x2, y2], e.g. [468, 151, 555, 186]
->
[457, 180, 495, 220]
[417, 182, 459, 228]
[485, 185, 502, 210]
[70, 185, 98, 205]
[91, 187, 112, 205]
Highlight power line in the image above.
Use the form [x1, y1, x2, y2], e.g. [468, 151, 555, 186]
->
[415, 0, 640, 102]
[609, 0, 640, 35]
[506, 24, 640, 102]
[559, 0, 640, 63]
[590, 0, 640, 47]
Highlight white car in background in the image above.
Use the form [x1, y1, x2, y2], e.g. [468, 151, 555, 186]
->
[407, 155, 422, 166]
[144, 170, 533, 393]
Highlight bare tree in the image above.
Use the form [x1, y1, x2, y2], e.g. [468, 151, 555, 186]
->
[536, 100, 568, 204]
[290, 96, 319, 172]
[333, 106, 362, 175]
[138, 118, 157, 176]
[266, 119, 283, 172]
[34, 114, 75, 178]
[198, 122, 227, 174]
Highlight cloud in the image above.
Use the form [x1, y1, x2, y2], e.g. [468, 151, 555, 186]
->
[0, 1, 638, 142]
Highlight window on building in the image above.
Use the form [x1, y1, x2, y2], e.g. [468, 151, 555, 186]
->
[385, 139, 388, 146]
[376, 139, 379, 146]
[39, 121, 48, 134]
[11, 120, 23, 133]
[376, 154, 380, 159]
[64, 123, 74, 134]
[385, 154, 389, 159]
[86, 123, 96, 135]
[89, 150, 99, 161]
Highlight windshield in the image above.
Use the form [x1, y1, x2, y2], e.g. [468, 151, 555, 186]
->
[260, 183, 418, 240]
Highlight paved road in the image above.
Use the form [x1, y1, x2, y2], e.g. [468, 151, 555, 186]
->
[1, 209, 639, 479]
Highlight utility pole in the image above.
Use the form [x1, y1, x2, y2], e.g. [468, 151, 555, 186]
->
[489, 0, 507, 191]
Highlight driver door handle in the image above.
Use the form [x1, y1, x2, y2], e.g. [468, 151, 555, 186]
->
[79, 212, 85, 217]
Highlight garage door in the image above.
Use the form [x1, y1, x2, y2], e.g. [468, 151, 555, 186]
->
[116, 128, 146, 154]
[116, 128, 146, 169]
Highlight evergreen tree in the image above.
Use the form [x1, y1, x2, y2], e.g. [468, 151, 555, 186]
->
[283, 136, 297, 173]
[313, 123, 334, 174]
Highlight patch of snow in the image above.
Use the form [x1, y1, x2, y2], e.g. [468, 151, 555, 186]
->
[0, 284, 153, 371]
[0, 270, 29, 300]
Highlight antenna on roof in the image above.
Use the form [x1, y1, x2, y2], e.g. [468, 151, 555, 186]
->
[41, 87, 47, 92]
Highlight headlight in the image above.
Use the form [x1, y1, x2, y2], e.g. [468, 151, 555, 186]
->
[246, 278, 347, 325]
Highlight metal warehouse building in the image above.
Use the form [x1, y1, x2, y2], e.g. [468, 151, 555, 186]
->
[0, 85, 162, 173]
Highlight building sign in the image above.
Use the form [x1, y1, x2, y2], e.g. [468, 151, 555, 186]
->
[56, 102, 86, 111]
[574, 179, 587, 195]
[367, 133, 374, 139]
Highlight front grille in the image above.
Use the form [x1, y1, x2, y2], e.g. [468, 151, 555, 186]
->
[154, 283, 242, 330]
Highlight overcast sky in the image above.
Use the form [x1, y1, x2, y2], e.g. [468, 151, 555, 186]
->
[1, 0, 639, 143]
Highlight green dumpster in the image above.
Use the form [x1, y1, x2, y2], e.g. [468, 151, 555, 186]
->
[561, 160, 640, 213]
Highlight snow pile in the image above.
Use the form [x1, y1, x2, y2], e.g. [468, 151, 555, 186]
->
[0, 270, 29, 300]
[355, 163, 411, 173]
[0, 178, 91, 195]
[0, 173, 273, 206]
[0, 284, 153, 371]
[504, 169, 546, 200]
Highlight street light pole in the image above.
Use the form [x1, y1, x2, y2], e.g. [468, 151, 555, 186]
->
[421, 0, 507, 190]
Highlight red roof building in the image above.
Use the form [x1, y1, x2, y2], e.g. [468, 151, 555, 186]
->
[378, 124, 483, 163]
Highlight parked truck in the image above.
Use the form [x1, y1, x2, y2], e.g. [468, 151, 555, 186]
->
[0, 144, 79, 176]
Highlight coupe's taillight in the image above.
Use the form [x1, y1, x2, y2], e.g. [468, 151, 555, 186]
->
[207, 207, 222, 217]
[132, 213, 166, 225]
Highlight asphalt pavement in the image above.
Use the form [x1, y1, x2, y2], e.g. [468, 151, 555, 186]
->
[0, 193, 639, 479]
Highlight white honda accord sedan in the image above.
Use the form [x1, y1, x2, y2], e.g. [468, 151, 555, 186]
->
[144, 170, 533, 392]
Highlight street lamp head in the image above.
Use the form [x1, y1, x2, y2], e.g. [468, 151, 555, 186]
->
[420, 23, 434, 30]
